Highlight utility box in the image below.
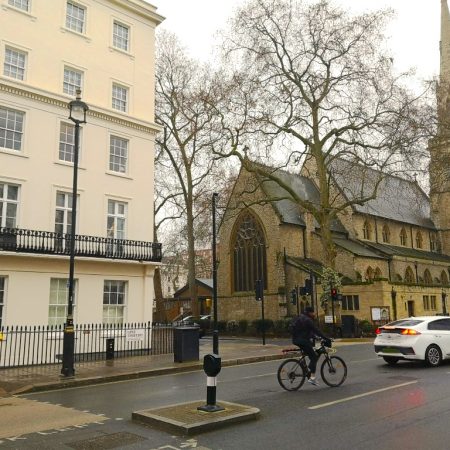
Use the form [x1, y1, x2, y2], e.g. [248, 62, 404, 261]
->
[106, 338, 115, 360]
[173, 327, 199, 363]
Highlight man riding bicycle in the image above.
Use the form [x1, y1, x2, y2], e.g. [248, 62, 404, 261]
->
[291, 306, 331, 386]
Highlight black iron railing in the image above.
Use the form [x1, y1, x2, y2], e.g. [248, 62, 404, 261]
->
[0, 227, 162, 262]
[0, 322, 174, 368]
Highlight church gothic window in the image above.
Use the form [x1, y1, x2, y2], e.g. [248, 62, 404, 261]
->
[365, 266, 374, 281]
[415, 231, 423, 249]
[430, 234, 437, 252]
[375, 267, 382, 278]
[405, 266, 415, 283]
[424, 269, 432, 285]
[362, 220, 372, 240]
[382, 225, 390, 243]
[400, 228, 408, 246]
[442, 270, 449, 286]
[232, 210, 267, 293]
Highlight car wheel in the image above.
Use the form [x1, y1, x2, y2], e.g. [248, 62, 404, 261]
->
[382, 356, 399, 365]
[425, 344, 442, 367]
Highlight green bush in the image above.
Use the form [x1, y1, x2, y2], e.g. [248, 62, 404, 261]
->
[359, 320, 374, 336]
[217, 320, 227, 332]
[252, 319, 274, 334]
[227, 320, 239, 332]
[238, 320, 248, 333]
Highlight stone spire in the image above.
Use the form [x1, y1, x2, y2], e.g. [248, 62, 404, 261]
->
[441, 0, 450, 86]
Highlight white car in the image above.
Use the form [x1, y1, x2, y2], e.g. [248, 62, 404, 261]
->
[374, 316, 450, 367]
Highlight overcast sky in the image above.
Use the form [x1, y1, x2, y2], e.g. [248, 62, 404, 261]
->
[154, 0, 441, 81]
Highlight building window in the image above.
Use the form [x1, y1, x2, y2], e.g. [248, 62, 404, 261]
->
[362, 220, 372, 240]
[375, 267, 382, 278]
[3, 47, 26, 80]
[66, 1, 86, 34]
[48, 278, 76, 326]
[405, 266, 415, 283]
[59, 122, 77, 162]
[400, 228, 408, 246]
[112, 83, 128, 112]
[424, 269, 432, 285]
[107, 200, 127, 239]
[113, 21, 129, 51]
[63, 67, 83, 96]
[415, 231, 423, 249]
[8, 0, 29, 12]
[341, 295, 360, 311]
[382, 225, 390, 243]
[232, 210, 267, 292]
[441, 270, 449, 286]
[0, 107, 24, 151]
[109, 136, 128, 173]
[365, 266, 374, 281]
[423, 295, 437, 311]
[0, 183, 19, 228]
[55, 192, 73, 235]
[430, 233, 437, 252]
[0, 277, 5, 327]
[103, 280, 126, 324]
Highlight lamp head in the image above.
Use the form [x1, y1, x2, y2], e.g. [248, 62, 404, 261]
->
[68, 89, 89, 124]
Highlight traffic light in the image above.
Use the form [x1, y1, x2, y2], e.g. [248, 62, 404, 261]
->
[290, 289, 297, 305]
[331, 288, 338, 301]
[304, 279, 312, 295]
[255, 279, 263, 301]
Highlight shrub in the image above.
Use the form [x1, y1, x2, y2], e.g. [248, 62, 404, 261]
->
[227, 320, 238, 332]
[252, 319, 274, 334]
[359, 319, 374, 336]
[217, 320, 227, 332]
[238, 320, 248, 333]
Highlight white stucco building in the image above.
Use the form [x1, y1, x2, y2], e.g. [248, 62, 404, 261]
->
[0, 0, 163, 326]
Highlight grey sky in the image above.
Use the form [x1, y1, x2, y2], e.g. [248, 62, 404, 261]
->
[154, 0, 440, 81]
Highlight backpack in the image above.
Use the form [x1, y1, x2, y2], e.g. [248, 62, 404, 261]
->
[288, 315, 302, 334]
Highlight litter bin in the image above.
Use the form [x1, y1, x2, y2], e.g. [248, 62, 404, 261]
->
[106, 338, 115, 360]
[173, 326, 199, 363]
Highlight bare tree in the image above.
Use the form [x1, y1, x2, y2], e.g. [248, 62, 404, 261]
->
[214, 0, 434, 268]
[155, 31, 225, 315]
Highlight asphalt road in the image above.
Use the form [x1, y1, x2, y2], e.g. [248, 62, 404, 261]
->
[4, 343, 450, 449]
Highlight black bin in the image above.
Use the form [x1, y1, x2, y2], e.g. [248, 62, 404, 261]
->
[173, 327, 199, 362]
[106, 338, 115, 360]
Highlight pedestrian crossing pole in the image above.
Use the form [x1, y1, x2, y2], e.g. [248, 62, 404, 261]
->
[198, 193, 224, 412]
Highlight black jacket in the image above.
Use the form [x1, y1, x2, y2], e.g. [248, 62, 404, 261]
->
[291, 313, 326, 341]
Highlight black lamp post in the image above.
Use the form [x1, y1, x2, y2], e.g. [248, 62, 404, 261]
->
[391, 287, 397, 321]
[442, 289, 448, 316]
[61, 90, 88, 378]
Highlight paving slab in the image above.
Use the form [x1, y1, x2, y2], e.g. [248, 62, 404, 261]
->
[132, 400, 260, 435]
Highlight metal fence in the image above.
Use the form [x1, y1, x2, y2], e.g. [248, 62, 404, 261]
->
[0, 322, 174, 368]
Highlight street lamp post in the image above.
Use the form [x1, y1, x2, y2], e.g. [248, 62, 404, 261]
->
[61, 90, 88, 378]
[442, 289, 448, 316]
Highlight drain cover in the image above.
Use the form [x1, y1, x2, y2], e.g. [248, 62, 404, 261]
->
[68, 432, 147, 449]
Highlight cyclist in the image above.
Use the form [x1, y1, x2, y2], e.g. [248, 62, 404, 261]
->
[290, 306, 330, 386]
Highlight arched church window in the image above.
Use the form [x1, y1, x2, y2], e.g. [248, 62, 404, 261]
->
[415, 231, 423, 249]
[382, 225, 390, 243]
[365, 266, 374, 281]
[375, 267, 382, 278]
[363, 220, 372, 240]
[400, 228, 408, 246]
[430, 234, 437, 252]
[232, 210, 267, 293]
[441, 270, 449, 286]
[424, 269, 432, 285]
[405, 266, 415, 283]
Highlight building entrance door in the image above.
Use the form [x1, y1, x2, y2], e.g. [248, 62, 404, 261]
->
[407, 300, 415, 317]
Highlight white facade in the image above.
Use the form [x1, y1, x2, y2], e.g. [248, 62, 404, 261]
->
[0, 0, 163, 326]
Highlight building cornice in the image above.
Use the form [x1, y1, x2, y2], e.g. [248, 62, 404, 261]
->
[0, 81, 162, 135]
[109, 0, 165, 25]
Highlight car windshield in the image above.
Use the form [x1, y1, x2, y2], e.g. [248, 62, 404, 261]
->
[384, 319, 423, 327]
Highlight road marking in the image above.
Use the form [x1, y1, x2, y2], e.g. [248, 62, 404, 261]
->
[242, 373, 276, 380]
[308, 380, 418, 410]
[349, 358, 379, 363]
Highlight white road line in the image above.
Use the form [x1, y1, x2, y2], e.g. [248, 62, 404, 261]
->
[349, 358, 379, 363]
[308, 380, 418, 410]
[242, 372, 276, 379]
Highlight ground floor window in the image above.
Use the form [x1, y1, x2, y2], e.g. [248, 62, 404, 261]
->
[423, 295, 437, 311]
[48, 278, 76, 326]
[0, 276, 5, 327]
[103, 280, 126, 324]
[341, 295, 360, 311]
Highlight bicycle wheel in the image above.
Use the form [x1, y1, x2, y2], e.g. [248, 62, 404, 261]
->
[320, 355, 347, 387]
[277, 358, 307, 391]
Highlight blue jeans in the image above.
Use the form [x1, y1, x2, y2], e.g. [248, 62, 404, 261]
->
[293, 337, 318, 373]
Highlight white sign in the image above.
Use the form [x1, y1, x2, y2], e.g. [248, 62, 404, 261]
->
[324, 315, 334, 323]
[126, 329, 145, 342]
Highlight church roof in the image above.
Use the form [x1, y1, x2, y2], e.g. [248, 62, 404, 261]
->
[259, 168, 347, 233]
[330, 159, 436, 229]
[333, 237, 387, 259]
[364, 242, 450, 263]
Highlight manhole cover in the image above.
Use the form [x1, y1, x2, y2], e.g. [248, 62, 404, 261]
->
[68, 432, 147, 449]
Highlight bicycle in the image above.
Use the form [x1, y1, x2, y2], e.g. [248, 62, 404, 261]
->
[277, 339, 347, 391]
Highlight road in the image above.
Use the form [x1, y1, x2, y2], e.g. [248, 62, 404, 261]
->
[2, 343, 450, 449]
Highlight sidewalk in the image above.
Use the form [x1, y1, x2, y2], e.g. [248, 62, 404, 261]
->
[0, 337, 373, 397]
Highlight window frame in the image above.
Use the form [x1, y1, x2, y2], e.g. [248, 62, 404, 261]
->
[111, 83, 129, 112]
[65, 1, 86, 34]
[48, 278, 77, 326]
[0, 182, 20, 228]
[63, 66, 83, 96]
[0, 106, 25, 152]
[3, 46, 27, 81]
[109, 135, 128, 174]
[103, 280, 127, 324]
[0, 276, 6, 327]
[8, 0, 30, 13]
[106, 199, 127, 239]
[382, 225, 390, 243]
[400, 228, 408, 246]
[112, 20, 130, 52]
[58, 121, 77, 163]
